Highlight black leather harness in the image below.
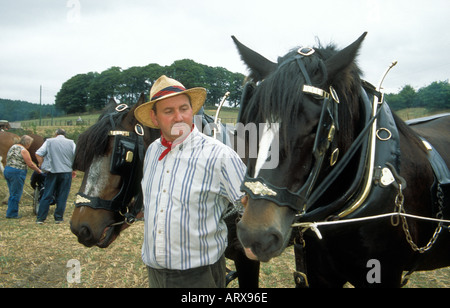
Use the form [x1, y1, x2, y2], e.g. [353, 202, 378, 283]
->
[238, 46, 450, 287]
[74, 104, 145, 224]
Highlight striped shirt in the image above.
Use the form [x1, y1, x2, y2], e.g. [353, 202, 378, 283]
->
[141, 126, 246, 270]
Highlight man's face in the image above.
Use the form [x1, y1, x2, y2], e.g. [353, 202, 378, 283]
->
[150, 94, 194, 142]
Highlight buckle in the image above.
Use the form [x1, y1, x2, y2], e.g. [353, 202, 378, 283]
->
[135, 124, 144, 136]
[329, 86, 340, 104]
[109, 131, 130, 137]
[297, 47, 315, 56]
[303, 85, 330, 100]
[115, 104, 129, 112]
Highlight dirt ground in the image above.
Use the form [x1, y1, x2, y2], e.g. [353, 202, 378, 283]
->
[1, 171, 450, 288]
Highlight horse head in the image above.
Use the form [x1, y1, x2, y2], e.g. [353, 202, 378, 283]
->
[70, 94, 160, 248]
[233, 33, 367, 261]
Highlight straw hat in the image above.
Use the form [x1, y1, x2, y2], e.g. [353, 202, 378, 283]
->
[134, 75, 207, 128]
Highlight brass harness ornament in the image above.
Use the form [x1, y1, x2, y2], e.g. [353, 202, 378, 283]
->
[244, 181, 278, 197]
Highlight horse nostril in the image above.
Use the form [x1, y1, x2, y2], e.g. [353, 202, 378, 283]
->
[76, 224, 96, 247]
[79, 225, 91, 238]
[238, 221, 284, 261]
[254, 229, 282, 253]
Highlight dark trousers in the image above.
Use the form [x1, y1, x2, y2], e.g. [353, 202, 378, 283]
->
[147, 255, 226, 288]
[37, 172, 72, 222]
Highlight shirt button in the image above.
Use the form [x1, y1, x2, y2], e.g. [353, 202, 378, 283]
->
[166, 170, 170, 173]
[163, 189, 167, 193]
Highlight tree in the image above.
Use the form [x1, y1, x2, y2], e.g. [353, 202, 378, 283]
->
[416, 81, 450, 110]
[53, 59, 246, 114]
[229, 73, 245, 107]
[387, 85, 416, 110]
[55, 73, 96, 114]
[387, 81, 450, 112]
[169, 59, 207, 89]
[88, 67, 121, 110]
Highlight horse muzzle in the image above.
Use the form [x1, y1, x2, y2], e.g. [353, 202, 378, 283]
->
[237, 198, 294, 262]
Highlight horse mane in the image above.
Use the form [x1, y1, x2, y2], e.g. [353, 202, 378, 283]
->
[73, 105, 127, 171]
[241, 43, 364, 153]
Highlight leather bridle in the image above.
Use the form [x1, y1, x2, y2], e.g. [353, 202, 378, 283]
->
[240, 47, 384, 216]
[74, 104, 145, 225]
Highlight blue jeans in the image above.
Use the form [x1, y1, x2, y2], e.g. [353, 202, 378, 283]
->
[4, 166, 27, 218]
[37, 172, 72, 222]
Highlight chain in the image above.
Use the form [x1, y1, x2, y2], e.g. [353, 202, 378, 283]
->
[392, 183, 443, 253]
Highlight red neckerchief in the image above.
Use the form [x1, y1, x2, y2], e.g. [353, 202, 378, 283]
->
[158, 124, 194, 161]
[159, 136, 172, 161]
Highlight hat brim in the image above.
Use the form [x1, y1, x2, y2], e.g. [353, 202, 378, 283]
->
[134, 88, 207, 129]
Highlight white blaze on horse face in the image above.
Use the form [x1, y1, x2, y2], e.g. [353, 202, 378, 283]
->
[254, 123, 280, 178]
[83, 156, 111, 197]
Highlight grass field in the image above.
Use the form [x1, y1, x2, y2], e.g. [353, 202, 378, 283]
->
[0, 172, 298, 288]
[2, 173, 450, 288]
[1, 106, 450, 288]
[2, 166, 450, 288]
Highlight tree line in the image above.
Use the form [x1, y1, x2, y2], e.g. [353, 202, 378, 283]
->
[55, 59, 246, 114]
[0, 98, 64, 122]
[1, 68, 448, 122]
[386, 80, 450, 111]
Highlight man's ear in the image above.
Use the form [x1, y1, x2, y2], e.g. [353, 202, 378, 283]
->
[150, 109, 159, 128]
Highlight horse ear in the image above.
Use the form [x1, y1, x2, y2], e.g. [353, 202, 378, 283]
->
[325, 32, 367, 82]
[105, 97, 117, 111]
[136, 92, 146, 106]
[232, 35, 277, 81]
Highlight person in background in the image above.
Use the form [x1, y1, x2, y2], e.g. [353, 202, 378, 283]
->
[4, 135, 42, 219]
[35, 128, 76, 224]
[134, 75, 246, 288]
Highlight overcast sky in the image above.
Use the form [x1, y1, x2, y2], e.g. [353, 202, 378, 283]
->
[1, 0, 449, 105]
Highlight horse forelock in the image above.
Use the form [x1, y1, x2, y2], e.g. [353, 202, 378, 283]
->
[73, 110, 126, 171]
[241, 43, 363, 162]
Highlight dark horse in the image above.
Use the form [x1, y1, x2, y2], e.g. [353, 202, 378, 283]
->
[233, 33, 450, 287]
[70, 94, 260, 288]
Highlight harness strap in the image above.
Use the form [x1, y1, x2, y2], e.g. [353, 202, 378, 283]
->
[296, 57, 312, 85]
[293, 241, 309, 288]
[305, 89, 384, 211]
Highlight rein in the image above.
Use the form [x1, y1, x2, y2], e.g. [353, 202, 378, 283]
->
[74, 104, 145, 225]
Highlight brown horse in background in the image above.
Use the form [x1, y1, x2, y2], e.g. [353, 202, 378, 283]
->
[0, 132, 44, 172]
[1, 131, 44, 204]
[0, 131, 20, 172]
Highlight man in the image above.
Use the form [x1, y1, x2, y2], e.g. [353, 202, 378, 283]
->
[35, 128, 76, 224]
[134, 75, 246, 288]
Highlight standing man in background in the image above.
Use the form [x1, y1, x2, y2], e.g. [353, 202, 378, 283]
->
[35, 128, 76, 224]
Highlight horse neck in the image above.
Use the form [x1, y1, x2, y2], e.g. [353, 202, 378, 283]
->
[395, 115, 434, 215]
